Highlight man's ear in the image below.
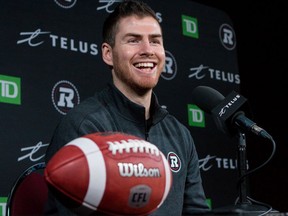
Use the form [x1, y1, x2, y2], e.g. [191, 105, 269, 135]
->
[102, 43, 113, 67]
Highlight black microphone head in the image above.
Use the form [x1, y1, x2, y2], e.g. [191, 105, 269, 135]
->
[191, 85, 251, 136]
[191, 86, 225, 113]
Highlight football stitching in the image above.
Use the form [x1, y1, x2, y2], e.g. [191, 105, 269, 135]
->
[107, 139, 160, 156]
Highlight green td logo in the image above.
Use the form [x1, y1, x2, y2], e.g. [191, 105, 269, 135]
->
[182, 15, 199, 39]
[188, 104, 205, 127]
[0, 74, 21, 105]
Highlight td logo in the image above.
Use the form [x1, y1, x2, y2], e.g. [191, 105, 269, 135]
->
[182, 15, 199, 39]
[187, 104, 205, 127]
[0, 74, 21, 105]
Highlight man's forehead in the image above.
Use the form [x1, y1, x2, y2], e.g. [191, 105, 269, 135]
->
[117, 16, 162, 35]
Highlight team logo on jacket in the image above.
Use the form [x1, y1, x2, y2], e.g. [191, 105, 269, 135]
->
[167, 152, 181, 173]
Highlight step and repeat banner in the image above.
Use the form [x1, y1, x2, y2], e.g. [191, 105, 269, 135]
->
[0, 0, 240, 214]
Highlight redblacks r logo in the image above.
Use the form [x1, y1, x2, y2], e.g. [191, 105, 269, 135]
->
[167, 152, 181, 173]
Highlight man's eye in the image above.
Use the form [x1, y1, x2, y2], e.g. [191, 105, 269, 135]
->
[128, 39, 139, 43]
[150, 40, 162, 46]
[151, 40, 160, 44]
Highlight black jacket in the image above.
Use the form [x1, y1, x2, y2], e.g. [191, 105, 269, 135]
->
[45, 83, 210, 216]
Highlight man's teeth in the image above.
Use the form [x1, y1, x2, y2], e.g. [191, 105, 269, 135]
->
[135, 62, 154, 68]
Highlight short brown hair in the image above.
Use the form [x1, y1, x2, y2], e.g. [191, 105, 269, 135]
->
[102, 0, 160, 47]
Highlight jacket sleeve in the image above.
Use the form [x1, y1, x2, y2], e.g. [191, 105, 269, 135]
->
[182, 133, 211, 215]
[44, 114, 103, 215]
[45, 114, 81, 163]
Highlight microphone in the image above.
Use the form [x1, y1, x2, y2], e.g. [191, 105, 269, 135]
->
[191, 86, 270, 139]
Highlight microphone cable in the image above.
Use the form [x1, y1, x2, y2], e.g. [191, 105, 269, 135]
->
[235, 131, 276, 215]
[233, 196, 273, 216]
[237, 132, 276, 184]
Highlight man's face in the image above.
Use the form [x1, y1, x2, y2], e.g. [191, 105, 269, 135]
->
[106, 15, 165, 94]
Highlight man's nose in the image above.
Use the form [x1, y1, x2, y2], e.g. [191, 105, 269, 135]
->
[139, 40, 154, 56]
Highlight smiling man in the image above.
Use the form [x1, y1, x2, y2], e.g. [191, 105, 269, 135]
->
[45, 0, 210, 215]
[101, 11, 165, 119]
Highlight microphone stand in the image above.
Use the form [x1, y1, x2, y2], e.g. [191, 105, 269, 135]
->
[214, 131, 273, 215]
[232, 131, 271, 214]
[237, 131, 249, 205]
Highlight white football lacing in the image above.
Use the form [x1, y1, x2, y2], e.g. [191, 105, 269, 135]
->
[107, 139, 160, 156]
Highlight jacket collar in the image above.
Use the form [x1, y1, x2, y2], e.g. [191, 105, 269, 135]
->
[101, 83, 168, 125]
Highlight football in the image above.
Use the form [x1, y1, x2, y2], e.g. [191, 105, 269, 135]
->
[44, 132, 172, 216]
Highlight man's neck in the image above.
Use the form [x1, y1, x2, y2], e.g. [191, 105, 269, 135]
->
[125, 91, 152, 120]
[114, 82, 152, 119]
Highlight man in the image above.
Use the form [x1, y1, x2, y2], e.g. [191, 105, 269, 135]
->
[45, 0, 210, 215]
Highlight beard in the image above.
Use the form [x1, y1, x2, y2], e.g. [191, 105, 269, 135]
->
[112, 57, 161, 96]
[114, 68, 157, 96]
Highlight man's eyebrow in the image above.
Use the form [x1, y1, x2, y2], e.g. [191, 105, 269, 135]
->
[124, 33, 163, 38]
[150, 33, 163, 38]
